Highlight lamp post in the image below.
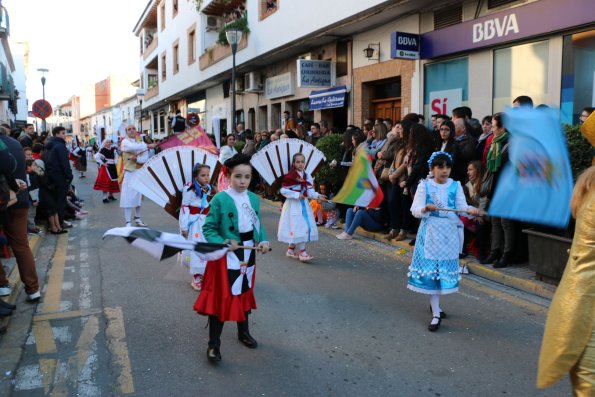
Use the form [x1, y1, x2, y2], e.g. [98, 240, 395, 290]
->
[137, 88, 145, 133]
[225, 28, 243, 135]
[37, 68, 49, 131]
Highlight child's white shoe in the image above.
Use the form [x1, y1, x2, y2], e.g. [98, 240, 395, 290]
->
[286, 249, 299, 259]
[298, 250, 313, 262]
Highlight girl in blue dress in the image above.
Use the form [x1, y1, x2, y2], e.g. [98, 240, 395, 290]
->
[407, 152, 480, 332]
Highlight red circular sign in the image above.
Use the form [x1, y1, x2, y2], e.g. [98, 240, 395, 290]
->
[32, 99, 52, 119]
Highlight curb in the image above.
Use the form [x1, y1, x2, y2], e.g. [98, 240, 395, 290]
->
[0, 234, 42, 334]
[261, 197, 555, 301]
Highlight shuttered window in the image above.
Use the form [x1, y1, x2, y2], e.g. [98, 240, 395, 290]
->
[433, 4, 462, 30]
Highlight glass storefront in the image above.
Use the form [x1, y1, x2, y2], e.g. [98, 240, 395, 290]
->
[187, 98, 207, 130]
[561, 29, 595, 125]
[423, 57, 468, 117]
[493, 40, 549, 112]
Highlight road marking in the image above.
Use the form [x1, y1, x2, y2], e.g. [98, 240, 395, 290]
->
[42, 234, 68, 313]
[33, 308, 102, 322]
[68, 316, 99, 384]
[39, 358, 57, 394]
[49, 361, 68, 397]
[32, 321, 56, 354]
[105, 307, 135, 394]
[14, 364, 43, 391]
[461, 278, 548, 314]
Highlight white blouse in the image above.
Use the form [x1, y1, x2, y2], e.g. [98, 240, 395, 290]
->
[225, 188, 254, 233]
[219, 145, 238, 164]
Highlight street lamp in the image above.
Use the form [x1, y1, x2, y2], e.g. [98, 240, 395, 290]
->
[225, 28, 243, 135]
[137, 88, 145, 133]
[37, 68, 49, 131]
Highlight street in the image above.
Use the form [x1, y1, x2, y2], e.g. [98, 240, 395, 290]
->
[0, 167, 570, 397]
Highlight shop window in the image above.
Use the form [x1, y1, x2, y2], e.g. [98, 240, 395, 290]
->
[374, 79, 401, 99]
[433, 4, 462, 30]
[493, 40, 549, 112]
[223, 80, 230, 98]
[259, 0, 278, 20]
[561, 30, 595, 125]
[336, 41, 349, 78]
[173, 41, 179, 74]
[423, 57, 468, 117]
[248, 108, 256, 132]
[188, 98, 206, 128]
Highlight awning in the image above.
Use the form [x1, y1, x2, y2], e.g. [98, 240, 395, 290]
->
[309, 85, 347, 110]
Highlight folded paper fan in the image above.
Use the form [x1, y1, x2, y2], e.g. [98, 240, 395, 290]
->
[249, 138, 326, 186]
[133, 146, 220, 218]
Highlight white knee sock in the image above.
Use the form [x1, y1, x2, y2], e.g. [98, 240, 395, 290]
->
[298, 242, 306, 251]
[103, 192, 108, 199]
[430, 294, 441, 324]
[124, 208, 133, 223]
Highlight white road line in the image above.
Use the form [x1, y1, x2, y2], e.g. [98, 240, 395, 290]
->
[62, 281, 74, 291]
[14, 364, 43, 391]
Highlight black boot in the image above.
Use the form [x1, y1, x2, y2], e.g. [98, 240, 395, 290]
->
[206, 346, 221, 362]
[237, 315, 257, 348]
[493, 252, 512, 269]
[480, 251, 500, 265]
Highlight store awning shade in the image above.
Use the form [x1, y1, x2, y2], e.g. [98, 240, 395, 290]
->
[309, 86, 347, 110]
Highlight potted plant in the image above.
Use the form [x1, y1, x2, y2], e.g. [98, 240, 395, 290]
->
[523, 124, 594, 284]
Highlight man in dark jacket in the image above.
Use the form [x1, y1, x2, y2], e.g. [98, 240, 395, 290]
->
[0, 126, 41, 302]
[44, 127, 73, 228]
[18, 124, 36, 149]
[452, 118, 478, 182]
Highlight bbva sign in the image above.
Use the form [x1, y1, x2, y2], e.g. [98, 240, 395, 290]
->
[472, 13, 519, 43]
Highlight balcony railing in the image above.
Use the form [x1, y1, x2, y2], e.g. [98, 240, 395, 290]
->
[143, 36, 158, 60]
[145, 84, 159, 100]
[199, 34, 248, 71]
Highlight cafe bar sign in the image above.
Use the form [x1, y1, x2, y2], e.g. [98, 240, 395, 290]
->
[297, 60, 336, 88]
[265, 72, 295, 99]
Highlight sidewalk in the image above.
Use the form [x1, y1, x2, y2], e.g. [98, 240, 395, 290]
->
[264, 198, 557, 301]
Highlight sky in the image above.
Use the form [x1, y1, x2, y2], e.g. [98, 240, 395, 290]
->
[4, 0, 148, 108]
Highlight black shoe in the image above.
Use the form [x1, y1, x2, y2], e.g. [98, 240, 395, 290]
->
[0, 299, 16, 310]
[108, 196, 117, 201]
[408, 238, 416, 246]
[428, 317, 441, 332]
[480, 252, 500, 265]
[207, 346, 221, 362]
[493, 253, 512, 269]
[103, 199, 110, 203]
[50, 229, 68, 235]
[0, 306, 13, 317]
[429, 306, 447, 319]
[238, 332, 258, 348]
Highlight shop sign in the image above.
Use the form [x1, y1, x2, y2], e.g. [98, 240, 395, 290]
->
[428, 88, 462, 115]
[297, 60, 335, 88]
[309, 85, 347, 110]
[391, 32, 420, 60]
[421, 0, 595, 59]
[265, 72, 295, 99]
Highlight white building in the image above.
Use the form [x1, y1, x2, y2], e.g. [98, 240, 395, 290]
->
[0, 4, 21, 128]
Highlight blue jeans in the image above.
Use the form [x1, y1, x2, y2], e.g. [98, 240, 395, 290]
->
[345, 208, 384, 235]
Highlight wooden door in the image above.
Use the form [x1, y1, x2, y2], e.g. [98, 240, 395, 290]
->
[372, 98, 402, 122]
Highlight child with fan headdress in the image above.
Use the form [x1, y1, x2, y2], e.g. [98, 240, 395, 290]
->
[194, 153, 269, 363]
[179, 163, 216, 291]
[93, 139, 119, 203]
[278, 153, 327, 262]
[407, 151, 480, 333]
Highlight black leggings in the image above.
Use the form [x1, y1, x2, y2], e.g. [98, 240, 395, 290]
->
[208, 313, 250, 348]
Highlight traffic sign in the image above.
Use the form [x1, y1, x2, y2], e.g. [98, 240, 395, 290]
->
[32, 99, 52, 119]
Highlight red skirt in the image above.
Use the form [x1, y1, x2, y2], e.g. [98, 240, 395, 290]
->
[194, 256, 257, 322]
[93, 166, 120, 193]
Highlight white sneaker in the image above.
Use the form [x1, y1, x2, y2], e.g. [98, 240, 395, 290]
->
[26, 291, 41, 302]
[0, 284, 12, 297]
[134, 218, 147, 227]
[125, 222, 132, 228]
[336, 232, 353, 240]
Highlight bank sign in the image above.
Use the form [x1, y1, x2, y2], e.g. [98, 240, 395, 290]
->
[391, 32, 420, 60]
[297, 60, 335, 88]
[421, 0, 595, 59]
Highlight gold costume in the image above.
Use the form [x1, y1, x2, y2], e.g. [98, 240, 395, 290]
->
[537, 177, 595, 395]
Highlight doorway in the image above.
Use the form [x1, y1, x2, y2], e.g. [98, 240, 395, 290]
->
[372, 98, 401, 122]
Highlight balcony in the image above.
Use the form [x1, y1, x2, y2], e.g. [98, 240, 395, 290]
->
[143, 35, 158, 60]
[145, 83, 159, 100]
[199, 34, 247, 70]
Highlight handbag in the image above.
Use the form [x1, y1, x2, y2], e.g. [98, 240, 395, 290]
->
[0, 174, 17, 211]
[380, 166, 391, 182]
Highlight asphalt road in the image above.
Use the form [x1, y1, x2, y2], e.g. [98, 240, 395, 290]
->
[2, 166, 571, 397]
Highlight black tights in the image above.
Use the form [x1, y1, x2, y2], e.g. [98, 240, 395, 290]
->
[208, 313, 250, 348]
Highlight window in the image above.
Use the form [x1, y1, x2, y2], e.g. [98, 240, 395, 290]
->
[336, 41, 348, 77]
[423, 57, 468, 117]
[433, 4, 462, 30]
[173, 40, 179, 74]
[188, 26, 196, 64]
[161, 52, 167, 81]
[487, 0, 518, 9]
[493, 40, 549, 112]
[173, 0, 179, 17]
[160, 2, 166, 31]
[259, 0, 278, 20]
[561, 30, 595, 125]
